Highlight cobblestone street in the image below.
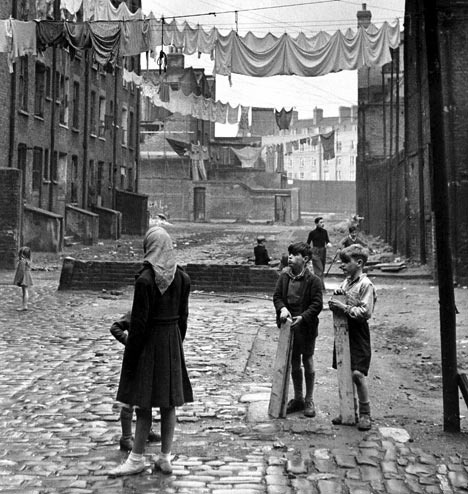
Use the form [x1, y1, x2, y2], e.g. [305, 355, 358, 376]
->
[1, 265, 468, 493]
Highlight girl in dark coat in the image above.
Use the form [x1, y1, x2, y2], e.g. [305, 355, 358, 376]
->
[109, 226, 193, 477]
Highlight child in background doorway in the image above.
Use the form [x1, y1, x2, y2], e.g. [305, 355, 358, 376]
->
[328, 244, 377, 431]
[273, 242, 323, 417]
[110, 311, 161, 451]
[13, 246, 33, 311]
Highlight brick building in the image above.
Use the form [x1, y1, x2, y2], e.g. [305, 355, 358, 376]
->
[356, 4, 406, 253]
[0, 0, 144, 266]
[403, 0, 468, 283]
[356, 1, 468, 284]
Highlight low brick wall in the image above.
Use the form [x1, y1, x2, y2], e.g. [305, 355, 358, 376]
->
[58, 258, 279, 292]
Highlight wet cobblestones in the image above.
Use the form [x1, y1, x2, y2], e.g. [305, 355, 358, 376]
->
[0, 273, 467, 493]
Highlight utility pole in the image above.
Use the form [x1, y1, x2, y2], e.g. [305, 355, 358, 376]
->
[423, 0, 460, 432]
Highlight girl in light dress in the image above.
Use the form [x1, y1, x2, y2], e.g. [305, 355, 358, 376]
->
[13, 246, 33, 311]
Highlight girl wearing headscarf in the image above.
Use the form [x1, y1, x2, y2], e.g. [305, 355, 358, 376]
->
[109, 226, 193, 477]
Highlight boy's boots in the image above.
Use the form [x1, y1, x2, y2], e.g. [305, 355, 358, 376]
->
[286, 369, 305, 413]
[304, 371, 316, 417]
[357, 401, 371, 431]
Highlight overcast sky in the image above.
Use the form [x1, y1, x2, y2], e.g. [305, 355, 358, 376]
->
[142, 0, 404, 134]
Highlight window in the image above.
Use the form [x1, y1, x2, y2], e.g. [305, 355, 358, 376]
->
[43, 149, 50, 181]
[72, 81, 80, 129]
[71, 155, 78, 203]
[32, 148, 43, 191]
[128, 111, 135, 147]
[17, 144, 27, 194]
[350, 155, 355, 166]
[45, 67, 51, 98]
[336, 141, 342, 152]
[300, 172, 304, 179]
[351, 140, 355, 150]
[127, 167, 134, 191]
[90, 91, 97, 135]
[121, 107, 128, 145]
[18, 57, 29, 111]
[58, 74, 69, 125]
[98, 96, 106, 137]
[34, 62, 45, 117]
[51, 152, 58, 182]
[17, 0, 30, 20]
[300, 159, 304, 169]
[311, 158, 316, 171]
[97, 161, 104, 198]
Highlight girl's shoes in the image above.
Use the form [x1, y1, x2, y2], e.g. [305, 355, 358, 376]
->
[108, 458, 146, 477]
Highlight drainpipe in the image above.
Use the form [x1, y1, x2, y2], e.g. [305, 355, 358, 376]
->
[112, 64, 118, 209]
[8, 2, 18, 168]
[82, 51, 90, 208]
[48, 0, 60, 211]
[415, 14, 427, 264]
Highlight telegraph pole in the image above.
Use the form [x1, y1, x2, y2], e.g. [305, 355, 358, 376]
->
[422, 0, 460, 432]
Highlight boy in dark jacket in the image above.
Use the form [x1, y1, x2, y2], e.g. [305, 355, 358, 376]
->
[110, 312, 161, 450]
[273, 242, 323, 417]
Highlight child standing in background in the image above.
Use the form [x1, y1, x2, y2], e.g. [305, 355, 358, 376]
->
[13, 246, 33, 311]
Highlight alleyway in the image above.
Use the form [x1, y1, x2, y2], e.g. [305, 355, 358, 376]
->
[1, 222, 468, 493]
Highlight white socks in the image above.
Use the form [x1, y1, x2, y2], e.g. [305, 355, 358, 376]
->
[128, 452, 144, 464]
[159, 452, 171, 462]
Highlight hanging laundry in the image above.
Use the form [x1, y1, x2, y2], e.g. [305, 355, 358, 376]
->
[320, 130, 335, 160]
[36, 0, 54, 20]
[214, 20, 400, 78]
[166, 138, 189, 157]
[311, 135, 319, 146]
[0, 20, 12, 54]
[237, 106, 250, 136]
[36, 21, 67, 52]
[9, 21, 37, 71]
[292, 141, 299, 150]
[120, 17, 149, 56]
[275, 108, 293, 130]
[231, 146, 263, 168]
[215, 102, 227, 125]
[88, 22, 121, 67]
[84, 0, 143, 21]
[285, 142, 293, 155]
[227, 103, 239, 124]
[64, 21, 91, 56]
[158, 80, 170, 103]
[61, 0, 83, 16]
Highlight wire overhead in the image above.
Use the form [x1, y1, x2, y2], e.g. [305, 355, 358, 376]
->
[168, 0, 342, 20]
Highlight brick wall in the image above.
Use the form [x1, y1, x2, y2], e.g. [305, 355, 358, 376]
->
[292, 180, 356, 214]
[115, 189, 149, 235]
[0, 168, 22, 269]
[58, 258, 279, 292]
[0, 2, 11, 167]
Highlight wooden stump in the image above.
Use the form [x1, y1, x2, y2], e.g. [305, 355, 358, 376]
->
[268, 319, 293, 418]
[332, 295, 356, 424]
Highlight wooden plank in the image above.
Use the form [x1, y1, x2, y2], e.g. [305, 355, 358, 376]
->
[458, 372, 468, 408]
[269, 319, 293, 418]
[332, 294, 356, 425]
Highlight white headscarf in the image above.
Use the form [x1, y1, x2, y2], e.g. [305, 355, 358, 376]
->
[143, 226, 176, 294]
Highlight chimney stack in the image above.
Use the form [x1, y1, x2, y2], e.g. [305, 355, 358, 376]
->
[357, 3, 372, 28]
